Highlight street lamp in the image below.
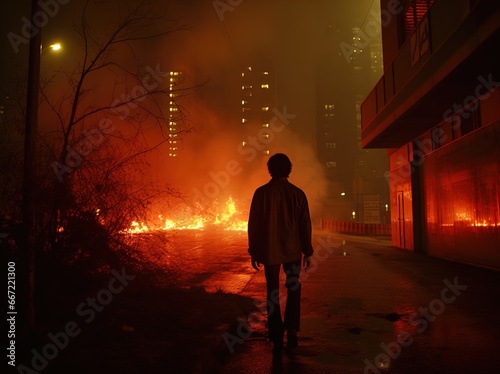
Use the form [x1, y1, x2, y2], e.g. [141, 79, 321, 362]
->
[41, 42, 63, 55]
[23, 4, 62, 329]
[22, 0, 42, 329]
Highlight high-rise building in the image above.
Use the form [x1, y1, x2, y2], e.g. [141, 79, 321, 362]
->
[316, 16, 389, 222]
[239, 63, 277, 158]
[350, 21, 390, 224]
[168, 71, 183, 157]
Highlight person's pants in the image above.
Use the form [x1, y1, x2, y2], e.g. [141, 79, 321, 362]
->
[264, 260, 302, 344]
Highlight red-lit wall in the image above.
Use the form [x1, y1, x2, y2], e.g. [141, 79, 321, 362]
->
[389, 144, 415, 251]
[380, 0, 500, 269]
[421, 122, 500, 270]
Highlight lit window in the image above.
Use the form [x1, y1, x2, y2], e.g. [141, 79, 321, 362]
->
[261, 84, 269, 89]
[262, 107, 269, 112]
[262, 123, 269, 128]
[241, 73, 245, 77]
[326, 161, 336, 168]
[262, 134, 270, 139]
[242, 118, 247, 123]
[263, 71, 269, 75]
[263, 149, 270, 155]
[241, 141, 247, 146]
[248, 66, 252, 71]
[242, 100, 247, 105]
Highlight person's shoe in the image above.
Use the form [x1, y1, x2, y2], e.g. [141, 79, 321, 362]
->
[287, 330, 298, 349]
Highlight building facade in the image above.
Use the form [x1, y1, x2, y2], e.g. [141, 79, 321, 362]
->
[361, 0, 500, 269]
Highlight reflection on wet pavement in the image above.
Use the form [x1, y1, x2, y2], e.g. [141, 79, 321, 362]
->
[139, 229, 500, 373]
[217, 231, 500, 374]
[161, 230, 254, 294]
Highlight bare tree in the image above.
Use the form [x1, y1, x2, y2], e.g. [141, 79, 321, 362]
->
[37, 0, 194, 251]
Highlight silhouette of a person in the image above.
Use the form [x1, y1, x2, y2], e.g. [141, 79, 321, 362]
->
[248, 153, 313, 354]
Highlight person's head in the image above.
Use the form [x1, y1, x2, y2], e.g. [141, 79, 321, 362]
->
[267, 153, 292, 178]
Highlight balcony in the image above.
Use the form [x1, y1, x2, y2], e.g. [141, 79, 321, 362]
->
[361, 0, 500, 148]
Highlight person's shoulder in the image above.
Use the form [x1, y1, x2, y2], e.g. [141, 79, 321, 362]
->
[287, 181, 308, 198]
[254, 181, 272, 193]
[287, 180, 305, 192]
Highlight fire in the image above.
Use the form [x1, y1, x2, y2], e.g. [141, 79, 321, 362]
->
[127, 221, 150, 234]
[124, 196, 248, 234]
[213, 196, 248, 231]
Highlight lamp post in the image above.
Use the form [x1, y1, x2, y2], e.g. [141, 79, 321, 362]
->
[22, 0, 42, 329]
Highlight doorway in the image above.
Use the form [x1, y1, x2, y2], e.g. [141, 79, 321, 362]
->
[397, 191, 406, 248]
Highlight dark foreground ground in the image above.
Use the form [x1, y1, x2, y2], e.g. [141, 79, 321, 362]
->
[8, 230, 256, 374]
[13, 286, 256, 374]
[6, 230, 500, 373]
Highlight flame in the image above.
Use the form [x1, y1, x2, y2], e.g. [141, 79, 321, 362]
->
[213, 196, 247, 231]
[123, 196, 248, 234]
[127, 221, 150, 234]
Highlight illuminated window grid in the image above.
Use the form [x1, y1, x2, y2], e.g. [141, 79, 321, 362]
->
[168, 71, 182, 157]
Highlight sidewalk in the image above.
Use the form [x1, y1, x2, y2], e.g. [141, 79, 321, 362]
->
[219, 231, 500, 373]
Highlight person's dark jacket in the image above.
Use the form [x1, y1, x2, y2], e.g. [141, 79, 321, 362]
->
[248, 178, 314, 265]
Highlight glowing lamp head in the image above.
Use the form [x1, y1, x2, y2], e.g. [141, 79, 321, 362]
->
[50, 43, 62, 51]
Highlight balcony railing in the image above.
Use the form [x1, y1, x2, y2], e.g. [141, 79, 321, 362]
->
[361, 0, 473, 133]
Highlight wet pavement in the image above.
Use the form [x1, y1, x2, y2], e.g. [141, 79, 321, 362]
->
[164, 230, 253, 293]
[188, 230, 500, 374]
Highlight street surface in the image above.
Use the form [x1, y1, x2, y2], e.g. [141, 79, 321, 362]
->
[163, 229, 500, 373]
[163, 230, 252, 293]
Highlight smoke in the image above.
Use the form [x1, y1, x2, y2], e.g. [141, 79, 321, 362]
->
[147, 95, 328, 224]
[143, 0, 338, 222]
[30, 0, 377, 224]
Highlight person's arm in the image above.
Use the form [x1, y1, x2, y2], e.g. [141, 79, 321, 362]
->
[299, 194, 314, 259]
[248, 190, 262, 270]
